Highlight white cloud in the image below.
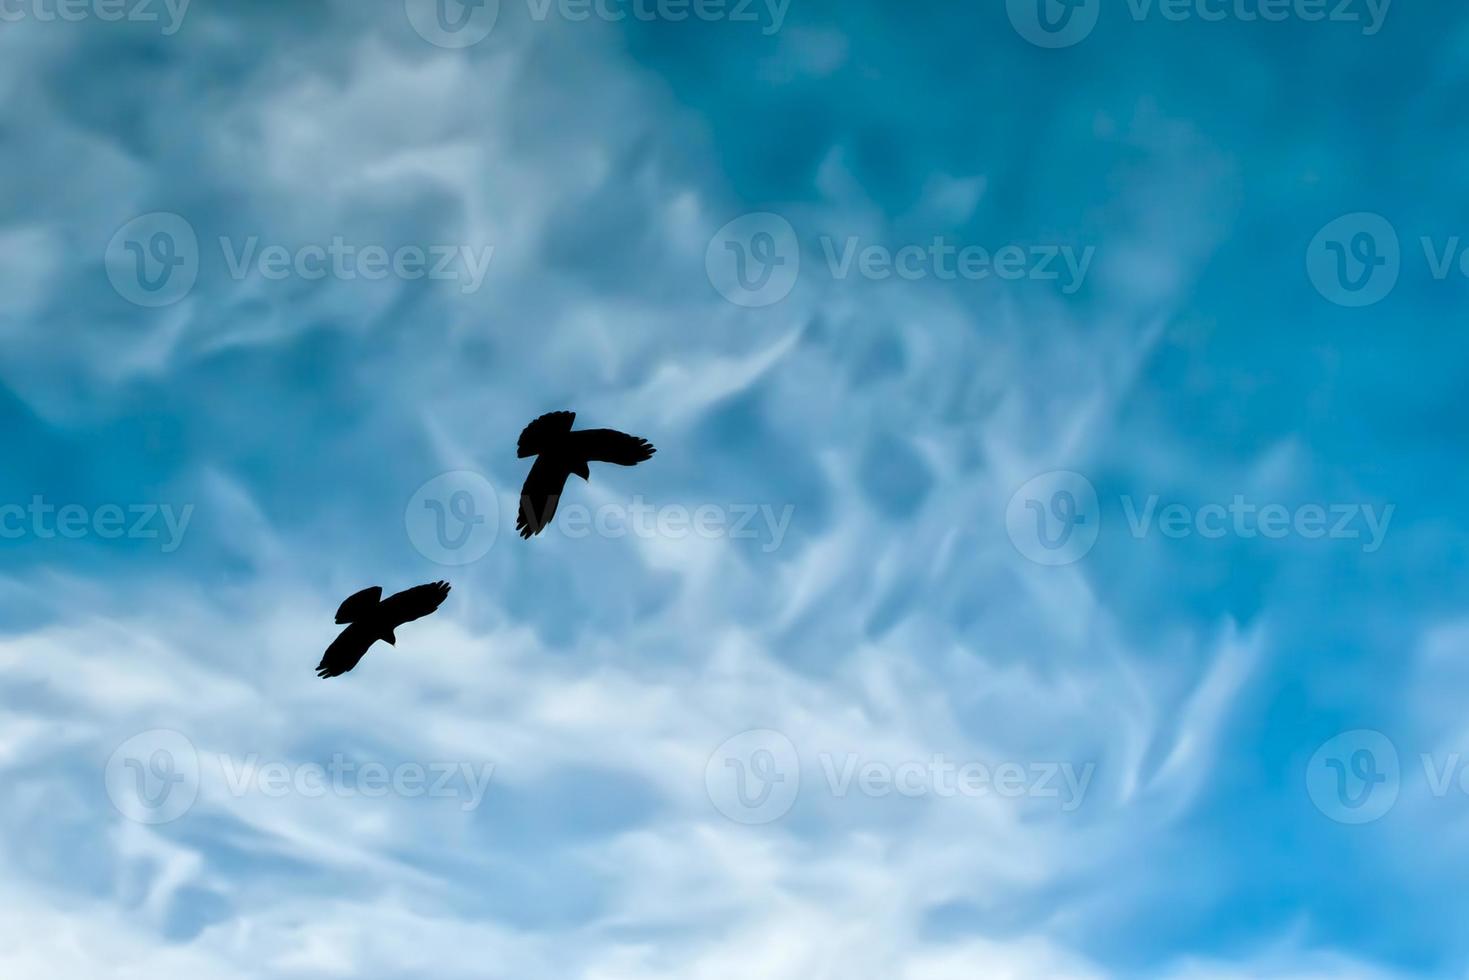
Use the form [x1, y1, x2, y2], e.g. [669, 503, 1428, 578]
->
[0, 2, 1415, 978]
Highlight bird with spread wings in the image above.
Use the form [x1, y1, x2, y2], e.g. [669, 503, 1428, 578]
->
[515, 411, 656, 538]
[315, 581, 451, 678]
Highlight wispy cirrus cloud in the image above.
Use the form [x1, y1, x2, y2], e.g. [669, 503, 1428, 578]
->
[0, 0, 1459, 977]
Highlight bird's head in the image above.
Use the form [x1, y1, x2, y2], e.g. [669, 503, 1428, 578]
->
[572, 460, 591, 481]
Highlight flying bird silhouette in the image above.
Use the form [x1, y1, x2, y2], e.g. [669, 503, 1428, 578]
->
[315, 581, 451, 679]
[516, 411, 656, 538]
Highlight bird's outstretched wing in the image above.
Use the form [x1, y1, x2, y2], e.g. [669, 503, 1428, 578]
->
[518, 410, 575, 458]
[518, 455, 571, 538]
[575, 429, 656, 466]
[380, 581, 452, 626]
[335, 586, 382, 624]
[316, 624, 374, 679]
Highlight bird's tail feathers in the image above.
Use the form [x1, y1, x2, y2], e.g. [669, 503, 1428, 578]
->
[517, 411, 575, 457]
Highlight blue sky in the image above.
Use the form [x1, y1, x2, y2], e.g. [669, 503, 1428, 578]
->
[2, 0, 1467, 976]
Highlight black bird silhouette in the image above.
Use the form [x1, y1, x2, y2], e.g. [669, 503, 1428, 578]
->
[315, 581, 451, 678]
[516, 411, 656, 538]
